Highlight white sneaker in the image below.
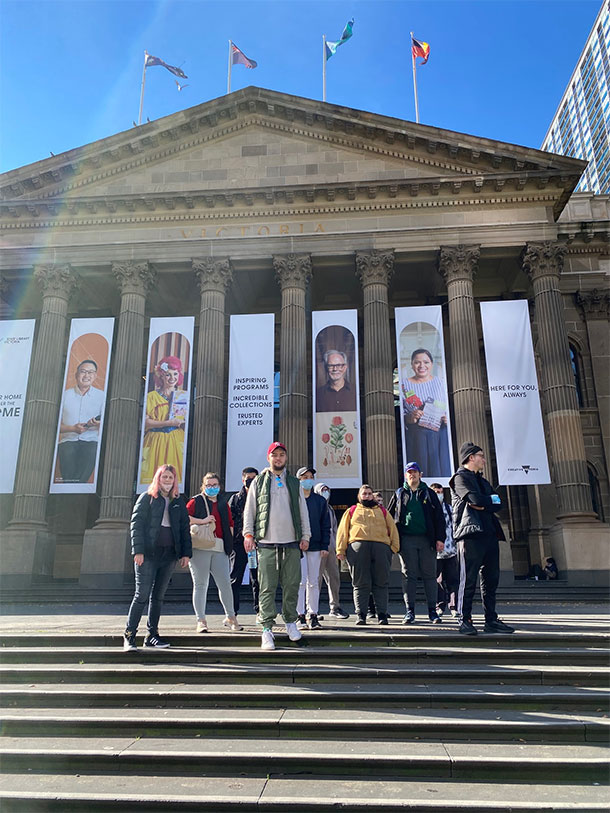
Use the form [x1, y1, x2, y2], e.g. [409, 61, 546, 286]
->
[285, 621, 302, 642]
[261, 629, 275, 650]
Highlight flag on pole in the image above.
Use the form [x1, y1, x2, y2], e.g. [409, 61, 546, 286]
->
[145, 53, 188, 79]
[231, 43, 257, 69]
[325, 18, 354, 60]
[411, 37, 430, 65]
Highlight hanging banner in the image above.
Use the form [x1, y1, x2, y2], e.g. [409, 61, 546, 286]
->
[50, 318, 115, 494]
[0, 319, 36, 494]
[395, 306, 454, 486]
[136, 317, 194, 494]
[225, 314, 275, 492]
[313, 310, 362, 487]
[481, 300, 550, 485]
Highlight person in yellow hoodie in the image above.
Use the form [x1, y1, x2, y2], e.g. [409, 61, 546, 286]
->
[336, 484, 400, 626]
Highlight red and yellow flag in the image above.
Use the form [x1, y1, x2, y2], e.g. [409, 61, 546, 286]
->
[411, 37, 430, 65]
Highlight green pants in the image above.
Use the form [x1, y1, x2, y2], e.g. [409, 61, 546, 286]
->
[257, 545, 301, 628]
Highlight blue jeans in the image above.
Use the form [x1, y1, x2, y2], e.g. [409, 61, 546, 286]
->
[125, 546, 176, 634]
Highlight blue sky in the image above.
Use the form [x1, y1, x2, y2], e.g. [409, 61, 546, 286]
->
[0, 0, 601, 173]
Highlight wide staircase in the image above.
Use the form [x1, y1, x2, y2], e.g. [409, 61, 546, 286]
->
[0, 612, 609, 811]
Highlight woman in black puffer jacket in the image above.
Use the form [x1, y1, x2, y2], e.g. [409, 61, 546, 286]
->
[123, 464, 191, 650]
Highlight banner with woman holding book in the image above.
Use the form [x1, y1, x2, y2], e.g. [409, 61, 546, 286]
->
[395, 306, 454, 485]
[136, 317, 194, 493]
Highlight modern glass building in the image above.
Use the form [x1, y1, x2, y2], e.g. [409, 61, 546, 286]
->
[542, 1, 610, 194]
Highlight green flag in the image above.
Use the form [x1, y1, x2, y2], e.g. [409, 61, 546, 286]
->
[325, 18, 354, 60]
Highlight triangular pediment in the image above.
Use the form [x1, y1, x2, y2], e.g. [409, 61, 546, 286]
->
[0, 86, 586, 220]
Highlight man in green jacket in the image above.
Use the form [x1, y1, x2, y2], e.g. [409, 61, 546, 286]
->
[243, 442, 311, 651]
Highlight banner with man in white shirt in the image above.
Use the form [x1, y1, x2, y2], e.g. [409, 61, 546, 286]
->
[50, 318, 114, 494]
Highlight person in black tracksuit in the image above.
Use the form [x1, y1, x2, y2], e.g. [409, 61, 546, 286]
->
[228, 467, 260, 615]
[449, 442, 515, 636]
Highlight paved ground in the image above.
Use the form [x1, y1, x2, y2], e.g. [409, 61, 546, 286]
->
[0, 600, 608, 635]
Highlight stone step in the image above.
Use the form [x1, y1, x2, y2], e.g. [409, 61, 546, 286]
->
[2, 706, 608, 743]
[2, 682, 608, 710]
[1, 662, 607, 686]
[1, 773, 608, 812]
[2, 630, 608, 649]
[0, 736, 607, 783]
[1, 644, 607, 665]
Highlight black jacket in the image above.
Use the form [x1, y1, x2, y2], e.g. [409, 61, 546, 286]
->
[387, 484, 445, 548]
[190, 494, 234, 556]
[228, 485, 248, 546]
[130, 493, 192, 558]
[305, 491, 331, 552]
[449, 466, 506, 542]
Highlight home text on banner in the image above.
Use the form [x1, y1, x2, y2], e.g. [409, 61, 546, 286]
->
[480, 300, 550, 485]
[395, 306, 454, 486]
[0, 319, 36, 493]
[312, 310, 362, 488]
[50, 318, 115, 494]
[136, 317, 195, 494]
[225, 314, 275, 492]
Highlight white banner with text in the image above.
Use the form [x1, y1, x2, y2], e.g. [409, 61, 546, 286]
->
[136, 317, 194, 494]
[225, 313, 275, 492]
[0, 319, 36, 493]
[312, 309, 362, 488]
[395, 306, 454, 486]
[481, 300, 550, 485]
[50, 318, 115, 494]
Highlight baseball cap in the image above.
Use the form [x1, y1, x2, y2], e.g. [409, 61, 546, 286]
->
[296, 466, 316, 478]
[404, 461, 421, 472]
[267, 441, 287, 456]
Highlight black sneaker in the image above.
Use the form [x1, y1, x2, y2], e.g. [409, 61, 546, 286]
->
[123, 631, 137, 651]
[402, 610, 415, 625]
[329, 607, 350, 619]
[308, 613, 322, 630]
[296, 614, 307, 630]
[377, 613, 389, 626]
[459, 620, 478, 636]
[355, 614, 367, 626]
[429, 612, 442, 625]
[144, 633, 170, 648]
[484, 618, 515, 634]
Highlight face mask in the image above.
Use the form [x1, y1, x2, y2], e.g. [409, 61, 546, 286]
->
[244, 478, 255, 489]
[321, 491, 331, 501]
[300, 479, 314, 491]
[204, 486, 220, 497]
[360, 498, 377, 508]
[435, 492, 444, 503]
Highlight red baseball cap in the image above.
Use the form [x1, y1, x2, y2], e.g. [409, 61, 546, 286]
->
[267, 441, 287, 456]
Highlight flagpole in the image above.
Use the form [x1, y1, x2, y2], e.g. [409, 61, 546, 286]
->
[227, 40, 232, 94]
[410, 32, 419, 124]
[138, 50, 148, 125]
[323, 35, 327, 102]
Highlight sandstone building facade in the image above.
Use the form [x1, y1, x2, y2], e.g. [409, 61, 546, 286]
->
[0, 87, 608, 588]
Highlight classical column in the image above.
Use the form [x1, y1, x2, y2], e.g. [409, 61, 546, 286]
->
[95, 261, 157, 527]
[356, 249, 397, 499]
[191, 257, 233, 480]
[575, 289, 610, 481]
[438, 245, 489, 459]
[10, 264, 79, 528]
[274, 253, 312, 469]
[522, 243, 594, 519]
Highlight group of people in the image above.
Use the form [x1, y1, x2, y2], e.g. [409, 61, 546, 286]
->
[123, 439, 514, 651]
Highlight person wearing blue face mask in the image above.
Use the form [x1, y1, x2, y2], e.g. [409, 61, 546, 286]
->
[186, 472, 242, 633]
[296, 467, 330, 630]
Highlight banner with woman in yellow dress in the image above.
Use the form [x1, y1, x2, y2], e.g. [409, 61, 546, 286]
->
[136, 318, 194, 493]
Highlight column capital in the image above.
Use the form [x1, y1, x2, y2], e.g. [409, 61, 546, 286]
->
[355, 250, 395, 287]
[192, 257, 233, 294]
[112, 261, 156, 296]
[438, 245, 480, 285]
[34, 263, 79, 301]
[575, 288, 610, 320]
[273, 253, 312, 290]
[521, 241, 566, 282]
